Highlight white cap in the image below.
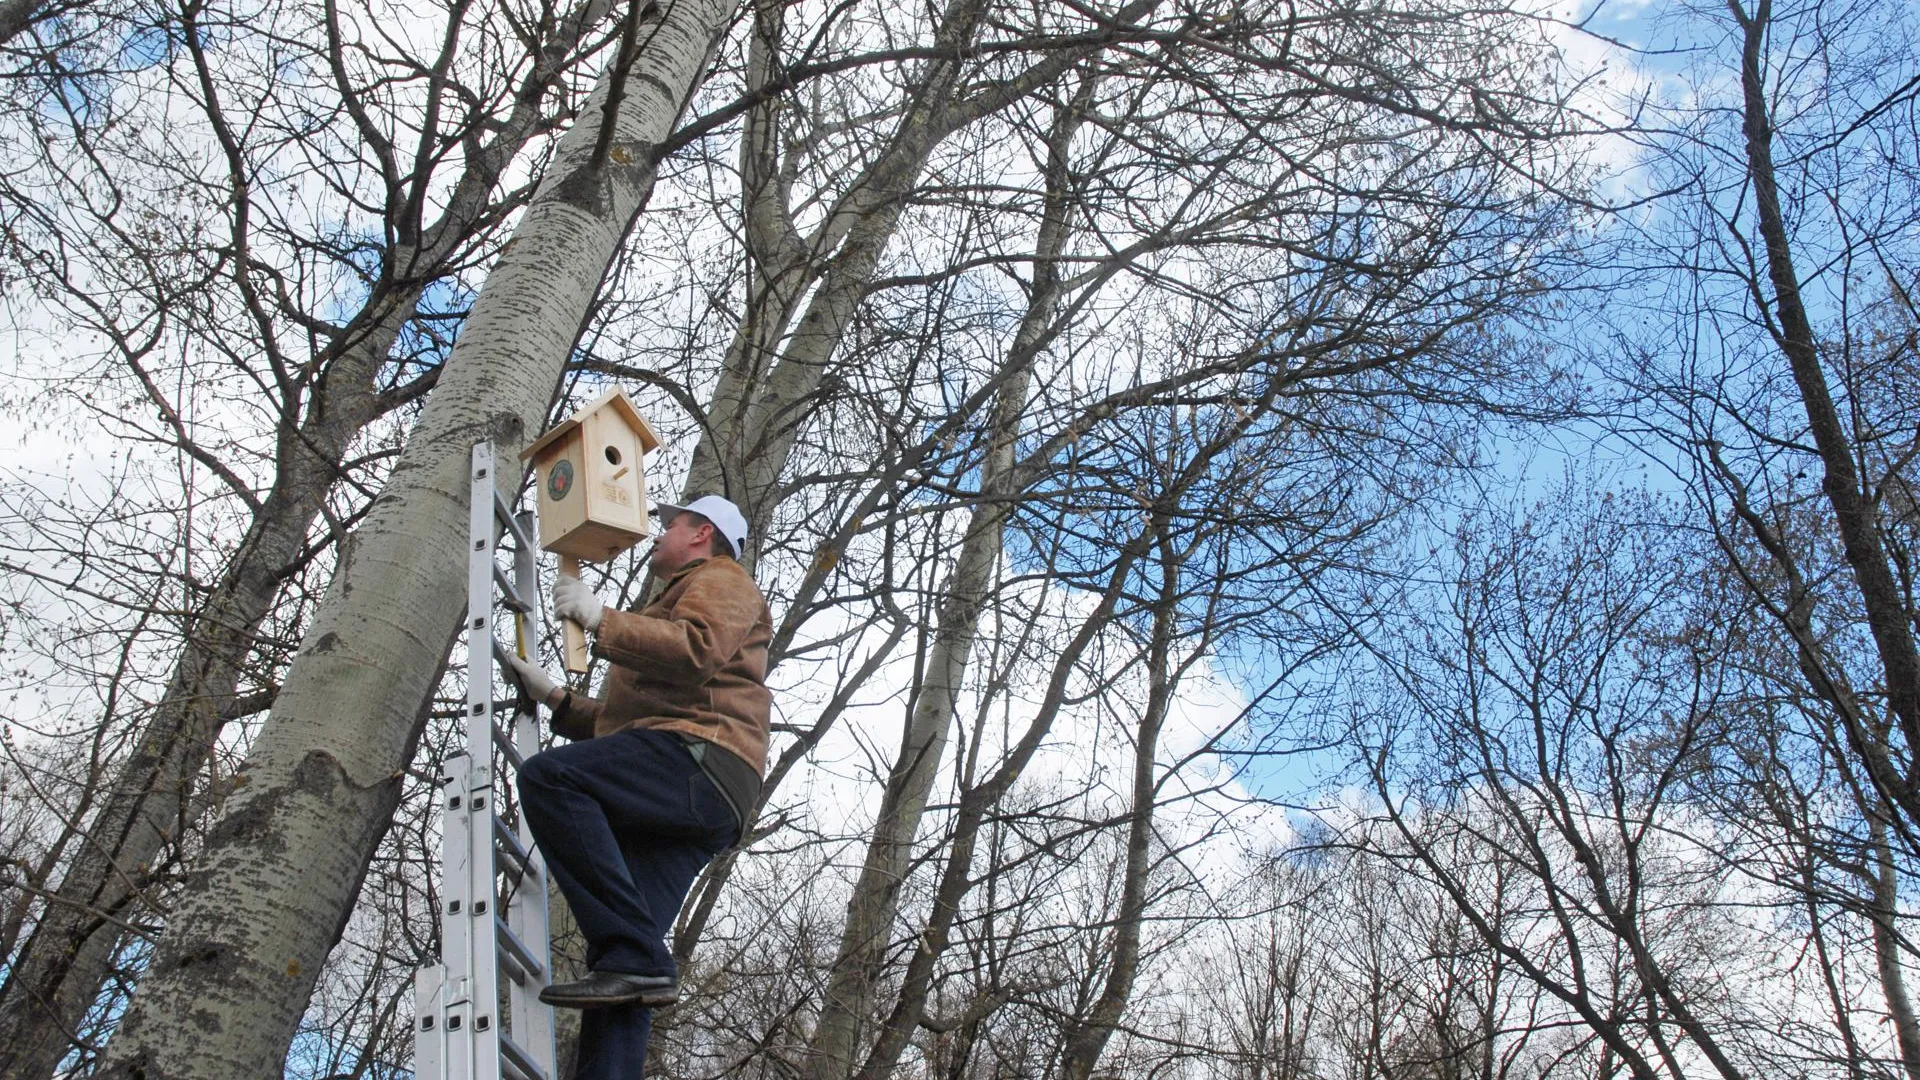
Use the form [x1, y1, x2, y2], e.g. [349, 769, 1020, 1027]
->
[652, 494, 749, 559]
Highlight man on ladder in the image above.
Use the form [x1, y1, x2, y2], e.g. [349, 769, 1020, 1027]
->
[504, 495, 769, 1079]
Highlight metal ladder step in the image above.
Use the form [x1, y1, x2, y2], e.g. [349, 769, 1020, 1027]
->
[493, 812, 533, 868]
[499, 1030, 545, 1080]
[496, 914, 547, 985]
[493, 487, 536, 552]
[494, 562, 532, 613]
[491, 715, 528, 773]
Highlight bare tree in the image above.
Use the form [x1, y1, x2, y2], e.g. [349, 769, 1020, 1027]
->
[1600, 0, 1920, 839]
[0, 0, 1611, 1067]
[0, 0, 628, 1072]
[1591, 0, 1920, 1068]
[86, 0, 738, 1072]
[1337, 485, 1912, 1080]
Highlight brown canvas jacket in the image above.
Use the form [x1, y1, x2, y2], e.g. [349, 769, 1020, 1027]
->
[546, 556, 773, 774]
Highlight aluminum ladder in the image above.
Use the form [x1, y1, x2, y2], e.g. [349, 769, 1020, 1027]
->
[415, 441, 558, 1080]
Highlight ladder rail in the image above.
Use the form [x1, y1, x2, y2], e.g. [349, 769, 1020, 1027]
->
[463, 443, 505, 1075]
[504, 504, 557, 1071]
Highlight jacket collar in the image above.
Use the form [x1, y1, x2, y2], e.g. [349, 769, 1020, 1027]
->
[661, 556, 713, 587]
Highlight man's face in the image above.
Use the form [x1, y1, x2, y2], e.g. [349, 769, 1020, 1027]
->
[649, 511, 716, 576]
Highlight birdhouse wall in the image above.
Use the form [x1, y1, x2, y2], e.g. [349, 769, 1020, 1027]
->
[582, 408, 648, 538]
[533, 431, 587, 546]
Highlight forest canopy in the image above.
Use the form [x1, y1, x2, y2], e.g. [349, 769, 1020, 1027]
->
[1, 0, 1918, 1075]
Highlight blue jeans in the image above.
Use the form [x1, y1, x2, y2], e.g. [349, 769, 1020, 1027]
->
[519, 728, 738, 1079]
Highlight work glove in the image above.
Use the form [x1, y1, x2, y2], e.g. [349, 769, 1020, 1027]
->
[553, 573, 605, 633]
[501, 649, 558, 702]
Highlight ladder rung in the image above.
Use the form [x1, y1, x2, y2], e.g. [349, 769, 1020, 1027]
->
[496, 914, 547, 984]
[494, 813, 535, 878]
[497, 848, 538, 889]
[498, 1029, 547, 1080]
[494, 562, 531, 613]
[496, 937, 530, 986]
[493, 489, 537, 552]
[491, 720, 527, 772]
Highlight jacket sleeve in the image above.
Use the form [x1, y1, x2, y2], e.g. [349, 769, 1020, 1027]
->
[592, 564, 760, 685]
[543, 684, 601, 741]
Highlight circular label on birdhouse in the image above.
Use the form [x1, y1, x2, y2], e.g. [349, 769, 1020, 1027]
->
[546, 459, 574, 501]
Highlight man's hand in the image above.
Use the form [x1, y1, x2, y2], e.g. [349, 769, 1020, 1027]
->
[502, 650, 559, 702]
[553, 574, 605, 632]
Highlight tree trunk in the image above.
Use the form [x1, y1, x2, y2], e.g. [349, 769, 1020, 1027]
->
[801, 74, 1082, 1077]
[1059, 527, 1179, 1080]
[847, 510, 1164, 1080]
[0, 0, 49, 47]
[680, 0, 1156, 534]
[93, 4, 731, 1073]
[803, 283, 1036, 1080]
[0, 379, 363, 1080]
[1731, 0, 1920, 828]
[845, 369, 1284, 1079]
[652, 26, 1166, 1036]
[683, 0, 996, 530]
[0, 5, 611, 1068]
[1869, 811, 1920, 1080]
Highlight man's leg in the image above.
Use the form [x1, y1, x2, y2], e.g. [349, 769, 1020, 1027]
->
[519, 729, 736, 975]
[567, 832, 728, 1079]
[571, 1004, 650, 1080]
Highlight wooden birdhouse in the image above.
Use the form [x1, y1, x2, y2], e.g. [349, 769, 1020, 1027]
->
[520, 388, 662, 563]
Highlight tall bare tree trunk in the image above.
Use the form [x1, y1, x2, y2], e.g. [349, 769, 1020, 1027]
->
[847, 509, 1163, 1080]
[803, 281, 1038, 1080]
[0, 330, 379, 1080]
[679, 0, 1154, 531]
[0, 9, 610, 1070]
[651, 6, 1161, 1061]
[1731, 0, 1920, 830]
[800, 76, 1083, 1078]
[844, 384, 1280, 1078]
[1869, 811, 1920, 1080]
[655, 10, 1126, 1043]
[650, 6, 1010, 1018]
[0, 0, 53, 47]
[93, 5, 733, 1074]
[1059, 524, 1180, 1080]
[683, 0, 996, 524]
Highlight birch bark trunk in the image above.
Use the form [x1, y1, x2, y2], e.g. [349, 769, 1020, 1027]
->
[0, 10, 609, 1071]
[93, 4, 732, 1074]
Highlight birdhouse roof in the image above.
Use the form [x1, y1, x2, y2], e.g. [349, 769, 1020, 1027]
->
[520, 387, 662, 460]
